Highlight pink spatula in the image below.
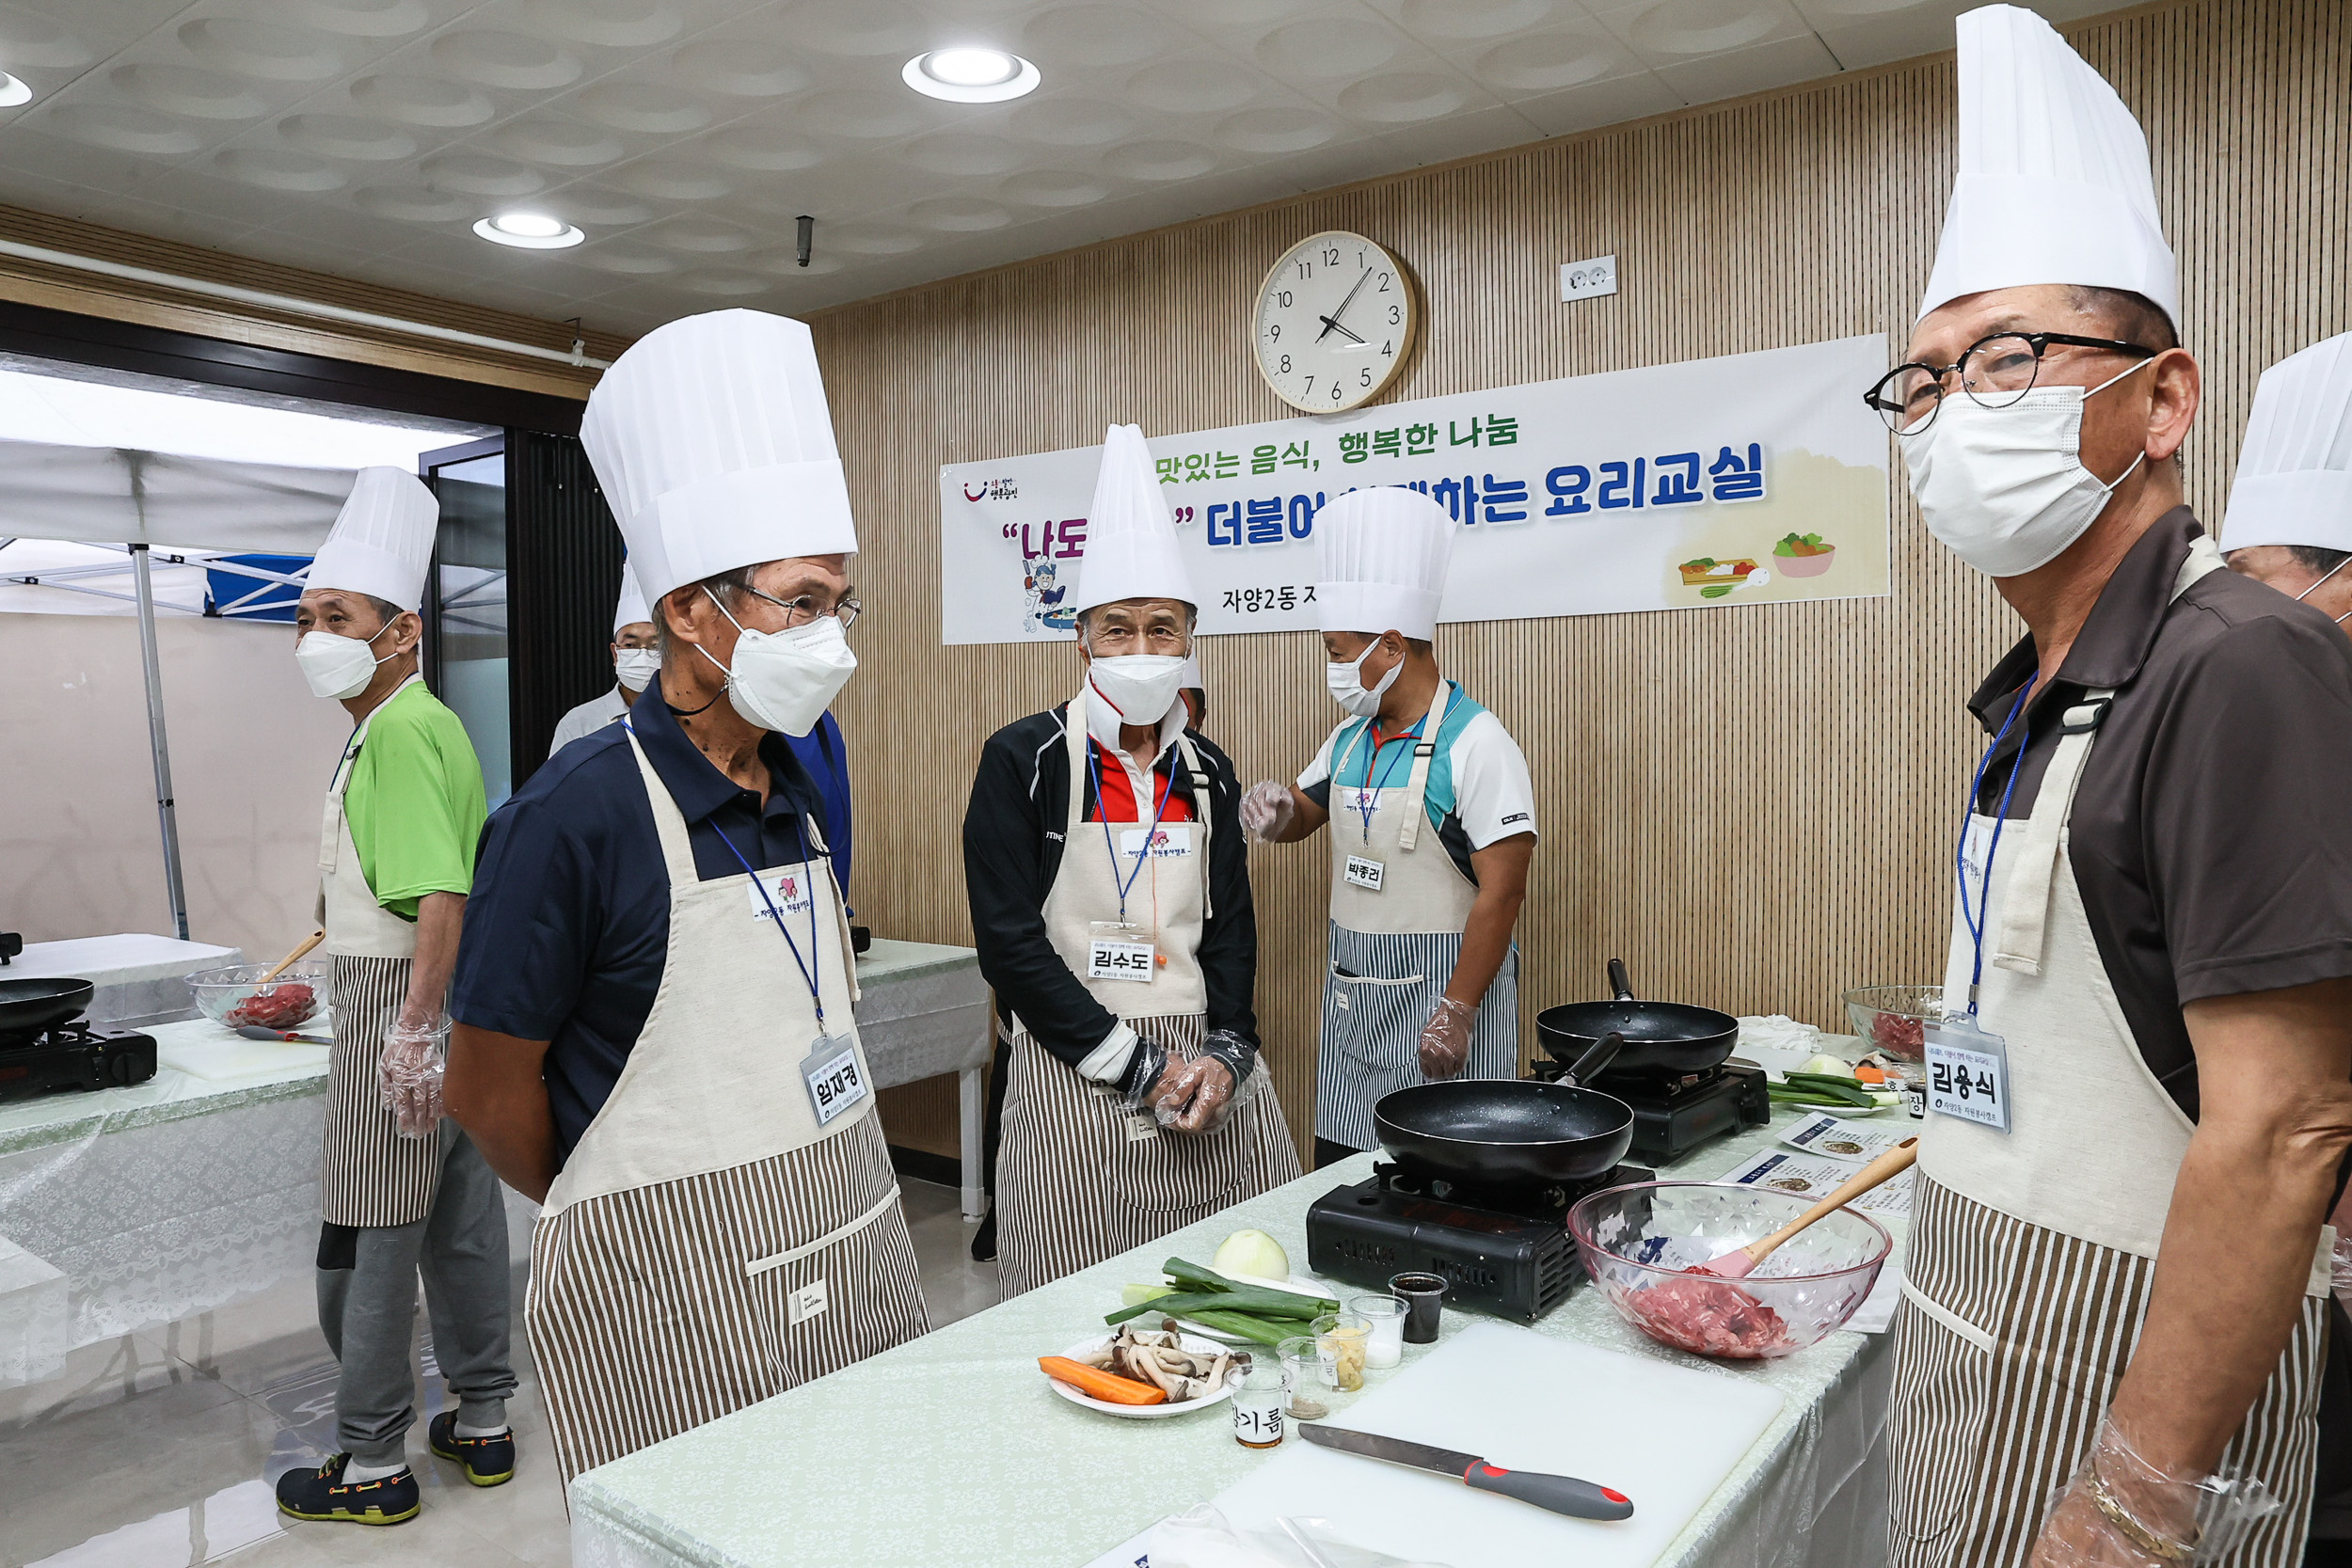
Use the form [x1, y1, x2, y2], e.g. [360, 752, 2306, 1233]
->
[1695, 1136, 1917, 1279]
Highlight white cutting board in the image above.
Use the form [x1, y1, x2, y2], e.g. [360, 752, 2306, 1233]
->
[1209, 1321, 1786, 1568]
[159, 1036, 330, 1082]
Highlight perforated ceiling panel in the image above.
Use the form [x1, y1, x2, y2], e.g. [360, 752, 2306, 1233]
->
[0, 0, 2114, 334]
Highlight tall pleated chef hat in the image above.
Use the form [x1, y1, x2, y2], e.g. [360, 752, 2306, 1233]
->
[1315, 485, 1457, 641]
[2222, 331, 2352, 555]
[307, 466, 437, 612]
[580, 309, 856, 606]
[1072, 423, 1197, 615]
[612, 562, 651, 634]
[1918, 5, 2178, 327]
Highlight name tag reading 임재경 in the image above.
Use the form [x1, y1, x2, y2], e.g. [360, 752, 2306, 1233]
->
[1088, 920, 1156, 982]
[1923, 1017, 2010, 1133]
[801, 1033, 868, 1126]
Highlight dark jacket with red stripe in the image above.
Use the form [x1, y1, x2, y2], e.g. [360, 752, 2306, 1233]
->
[961, 701, 1258, 1069]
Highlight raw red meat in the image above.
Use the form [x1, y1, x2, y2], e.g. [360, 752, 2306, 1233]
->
[225, 983, 316, 1030]
[1614, 1270, 1795, 1357]
[1871, 1014, 1925, 1053]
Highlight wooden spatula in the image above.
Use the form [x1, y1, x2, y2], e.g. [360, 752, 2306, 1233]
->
[1698, 1136, 1917, 1279]
[257, 929, 325, 984]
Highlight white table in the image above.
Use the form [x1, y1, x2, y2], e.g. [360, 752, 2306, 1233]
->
[7, 932, 245, 1026]
[852, 939, 992, 1220]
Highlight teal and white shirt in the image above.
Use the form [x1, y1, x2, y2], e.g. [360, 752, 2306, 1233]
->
[1296, 681, 1537, 883]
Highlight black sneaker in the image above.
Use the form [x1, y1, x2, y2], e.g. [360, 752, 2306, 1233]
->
[428, 1410, 516, 1487]
[275, 1453, 421, 1525]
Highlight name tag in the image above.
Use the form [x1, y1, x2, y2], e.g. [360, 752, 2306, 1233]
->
[801, 1033, 868, 1126]
[1343, 855, 1385, 892]
[1119, 824, 1191, 861]
[1089, 940, 1156, 981]
[747, 867, 816, 921]
[1924, 1018, 2010, 1132]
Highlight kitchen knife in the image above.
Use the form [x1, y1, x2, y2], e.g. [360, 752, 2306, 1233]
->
[1296, 1423, 1634, 1522]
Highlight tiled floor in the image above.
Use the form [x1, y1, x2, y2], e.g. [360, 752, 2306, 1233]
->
[1, 1179, 998, 1568]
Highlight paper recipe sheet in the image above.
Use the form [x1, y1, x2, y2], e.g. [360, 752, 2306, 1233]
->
[1778, 1111, 1914, 1164]
[1715, 1148, 1913, 1216]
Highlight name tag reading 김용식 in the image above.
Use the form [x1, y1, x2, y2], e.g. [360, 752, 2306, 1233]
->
[1923, 1017, 2010, 1133]
[802, 1033, 867, 1126]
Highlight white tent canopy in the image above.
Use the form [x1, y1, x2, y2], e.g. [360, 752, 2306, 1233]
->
[0, 436, 357, 553]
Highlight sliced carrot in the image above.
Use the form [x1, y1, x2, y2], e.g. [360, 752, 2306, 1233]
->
[1854, 1064, 1886, 1085]
[1040, 1355, 1168, 1405]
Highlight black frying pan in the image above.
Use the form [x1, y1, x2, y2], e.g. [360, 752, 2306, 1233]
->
[0, 977, 93, 1036]
[1375, 1033, 1633, 1189]
[1537, 958, 1739, 1078]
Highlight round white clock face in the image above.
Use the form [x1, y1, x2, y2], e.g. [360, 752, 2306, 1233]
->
[1252, 230, 1416, 414]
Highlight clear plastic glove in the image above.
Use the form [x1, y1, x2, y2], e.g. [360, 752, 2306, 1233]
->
[1240, 780, 1297, 844]
[379, 1016, 450, 1139]
[2031, 1419, 2280, 1568]
[1418, 996, 1477, 1079]
[1160, 1030, 1261, 1135]
[1120, 1037, 1190, 1116]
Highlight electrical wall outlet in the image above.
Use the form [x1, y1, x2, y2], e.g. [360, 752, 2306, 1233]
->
[1560, 255, 1618, 302]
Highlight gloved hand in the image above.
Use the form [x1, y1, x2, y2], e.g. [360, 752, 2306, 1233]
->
[1161, 1030, 1261, 1135]
[1119, 1037, 1192, 1117]
[379, 1015, 450, 1139]
[2030, 1419, 2279, 1568]
[1240, 781, 1297, 844]
[1418, 996, 1477, 1079]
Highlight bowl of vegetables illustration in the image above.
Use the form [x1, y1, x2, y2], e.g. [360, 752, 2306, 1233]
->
[1772, 532, 1836, 577]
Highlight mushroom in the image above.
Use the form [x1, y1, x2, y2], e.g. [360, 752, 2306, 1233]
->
[1120, 1343, 1188, 1400]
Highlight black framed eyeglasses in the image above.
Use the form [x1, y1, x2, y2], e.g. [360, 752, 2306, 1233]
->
[742, 586, 862, 630]
[1863, 331, 2159, 434]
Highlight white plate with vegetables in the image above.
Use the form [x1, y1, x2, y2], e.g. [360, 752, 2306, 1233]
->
[1041, 1326, 1242, 1418]
[1761, 1052, 1906, 1114]
[1124, 1274, 1336, 1345]
[1116, 1232, 1342, 1347]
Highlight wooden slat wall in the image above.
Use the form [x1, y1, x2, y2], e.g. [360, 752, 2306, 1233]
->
[816, 0, 2351, 1161]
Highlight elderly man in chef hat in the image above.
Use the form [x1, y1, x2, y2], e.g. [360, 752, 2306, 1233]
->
[444, 310, 925, 1485]
[277, 467, 516, 1528]
[2224, 332, 2352, 636]
[1878, 9, 2352, 1566]
[547, 566, 659, 753]
[962, 424, 1300, 1297]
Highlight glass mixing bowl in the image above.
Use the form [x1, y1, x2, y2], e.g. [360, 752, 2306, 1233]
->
[188, 961, 330, 1032]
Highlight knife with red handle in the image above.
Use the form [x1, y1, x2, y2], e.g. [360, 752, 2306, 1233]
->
[1296, 1423, 1635, 1521]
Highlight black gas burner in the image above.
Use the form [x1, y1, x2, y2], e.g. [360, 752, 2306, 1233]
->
[1527, 1059, 1772, 1164]
[0, 1018, 158, 1103]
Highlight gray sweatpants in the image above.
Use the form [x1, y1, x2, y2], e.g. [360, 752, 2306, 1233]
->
[316, 1125, 516, 1465]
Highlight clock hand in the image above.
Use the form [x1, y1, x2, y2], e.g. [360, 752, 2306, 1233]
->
[1314, 267, 1377, 341]
[1317, 315, 1368, 345]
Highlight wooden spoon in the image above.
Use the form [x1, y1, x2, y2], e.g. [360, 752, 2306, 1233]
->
[1699, 1136, 1917, 1280]
[257, 929, 325, 984]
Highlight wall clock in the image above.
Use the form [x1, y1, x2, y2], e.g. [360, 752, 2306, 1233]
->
[1251, 230, 1418, 414]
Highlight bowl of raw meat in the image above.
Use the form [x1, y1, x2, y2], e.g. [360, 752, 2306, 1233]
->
[1567, 1181, 1889, 1359]
[189, 962, 330, 1032]
[1841, 985, 1948, 1066]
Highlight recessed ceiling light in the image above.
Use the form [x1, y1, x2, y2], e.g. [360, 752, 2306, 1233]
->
[473, 211, 584, 249]
[901, 48, 1039, 103]
[0, 73, 33, 109]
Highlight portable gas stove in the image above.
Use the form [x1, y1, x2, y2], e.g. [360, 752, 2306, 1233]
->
[1527, 1059, 1772, 1164]
[0, 1018, 158, 1103]
[1304, 1160, 1655, 1323]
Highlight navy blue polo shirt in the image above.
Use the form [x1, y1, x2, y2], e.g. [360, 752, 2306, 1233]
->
[785, 711, 852, 903]
[450, 689, 832, 1165]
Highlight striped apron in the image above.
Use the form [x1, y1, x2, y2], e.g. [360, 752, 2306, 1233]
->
[1892, 534, 2331, 1567]
[994, 699, 1302, 1298]
[1314, 684, 1518, 1153]
[525, 729, 927, 1485]
[317, 674, 441, 1228]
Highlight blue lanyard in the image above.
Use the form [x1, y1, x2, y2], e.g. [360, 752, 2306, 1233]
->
[1088, 738, 1178, 926]
[710, 809, 828, 1031]
[1342, 716, 1424, 844]
[1955, 675, 2036, 1012]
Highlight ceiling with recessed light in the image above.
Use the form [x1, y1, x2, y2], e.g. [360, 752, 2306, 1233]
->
[0, 0, 2113, 336]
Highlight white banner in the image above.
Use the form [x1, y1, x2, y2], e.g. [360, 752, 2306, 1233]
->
[938, 334, 1890, 644]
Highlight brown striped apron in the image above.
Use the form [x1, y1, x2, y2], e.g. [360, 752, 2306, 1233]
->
[525, 727, 927, 1485]
[1892, 534, 2332, 1567]
[318, 674, 442, 1228]
[994, 695, 1302, 1298]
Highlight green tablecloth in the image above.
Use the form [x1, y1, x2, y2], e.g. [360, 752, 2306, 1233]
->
[569, 1105, 1906, 1568]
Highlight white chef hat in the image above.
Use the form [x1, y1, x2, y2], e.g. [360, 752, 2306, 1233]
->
[1918, 5, 2178, 328]
[2222, 332, 2352, 555]
[612, 562, 651, 634]
[1315, 485, 1456, 641]
[1071, 423, 1197, 616]
[307, 466, 437, 611]
[580, 309, 857, 606]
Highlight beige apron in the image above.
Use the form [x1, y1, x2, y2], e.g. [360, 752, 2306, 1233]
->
[525, 727, 927, 1484]
[994, 696, 1302, 1298]
[1315, 683, 1518, 1151]
[1891, 534, 2331, 1567]
[317, 674, 441, 1227]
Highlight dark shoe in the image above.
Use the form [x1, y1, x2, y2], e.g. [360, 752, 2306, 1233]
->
[275, 1454, 420, 1525]
[428, 1410, 516, 1487]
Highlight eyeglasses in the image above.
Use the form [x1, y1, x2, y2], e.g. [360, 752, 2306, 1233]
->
[1863, 331, 2159, 434]
[741, 586, 862, 630]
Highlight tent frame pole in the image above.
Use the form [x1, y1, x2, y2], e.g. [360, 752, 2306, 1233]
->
[129, 542, 190, 942]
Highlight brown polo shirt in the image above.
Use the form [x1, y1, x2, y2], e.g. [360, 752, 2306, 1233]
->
[1965, 506, 2352, 1118]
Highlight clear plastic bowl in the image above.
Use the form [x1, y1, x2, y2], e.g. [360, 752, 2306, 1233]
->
[1567, 1181, 1890, 1359]
[188, 961, 330, 1032]
[1841, 984, 1949, 1065]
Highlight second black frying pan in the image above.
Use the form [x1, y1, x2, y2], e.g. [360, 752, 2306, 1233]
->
[0, 977, 94, 1037]
[1536, 958, 1740, 1078]
[1375, 1033, 1632, 1189]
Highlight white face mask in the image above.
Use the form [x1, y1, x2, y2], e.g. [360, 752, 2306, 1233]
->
[613, 647, 660, 693]
[697, 592, 856, 737]
[1087, 654, 1188, 728]
[2294, 556, 2352, 626]
[1327, 640, 1401, 719]
[1899, 356, 2157, 578]
[297, 625, 397, 701]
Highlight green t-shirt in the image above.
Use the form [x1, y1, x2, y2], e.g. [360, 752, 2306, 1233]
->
[341, 681, 487, 921]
